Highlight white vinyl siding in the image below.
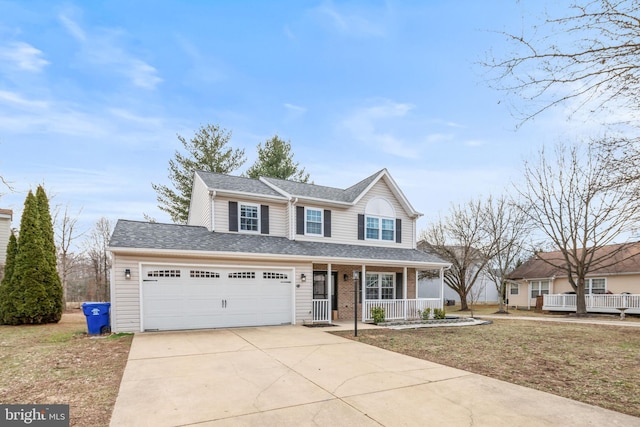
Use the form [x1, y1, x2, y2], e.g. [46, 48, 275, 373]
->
[0, 215, 11, 264]
[213, 196, 288, 237]
[186, 174, 211, 229]
[293, 179, 414, 248]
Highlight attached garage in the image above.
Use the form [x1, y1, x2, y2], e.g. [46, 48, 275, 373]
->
[141, 265, 294, 331]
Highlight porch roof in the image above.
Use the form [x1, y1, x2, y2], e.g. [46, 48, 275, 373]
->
[109, 220, 449, 268]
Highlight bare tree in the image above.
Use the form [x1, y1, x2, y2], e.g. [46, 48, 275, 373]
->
[482, 195, 532, 314]
[485, 0, 640, 126]
[83, 217, 113, 301]
[53, 204, 84, 305]
[514, 142, 640, 315]
[419, 198, 496, 311]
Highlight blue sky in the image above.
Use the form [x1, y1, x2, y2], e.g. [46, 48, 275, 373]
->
[0, 1, 586, 238]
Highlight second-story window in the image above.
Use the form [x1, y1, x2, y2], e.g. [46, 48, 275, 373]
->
[366, 216, 395, 241]
[305, 208, 323, 235]
[240, 203, 259, 232]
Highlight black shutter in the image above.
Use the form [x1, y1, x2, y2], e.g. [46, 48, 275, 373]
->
[396, 272, 403, 299]
[358, 214, 365, 240]
[261, 205, 269, 235]
[396, 219, 402, 243]
[324, 210, 331, 237]
[228, 201, 238, 232]
[296, 206, 304, 235]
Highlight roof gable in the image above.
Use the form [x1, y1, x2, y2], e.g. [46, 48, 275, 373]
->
[196, 169, 421, 217]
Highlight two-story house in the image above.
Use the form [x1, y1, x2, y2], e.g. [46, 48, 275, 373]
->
[108, 169, 449, 333]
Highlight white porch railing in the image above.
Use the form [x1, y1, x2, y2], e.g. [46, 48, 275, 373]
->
[312, 299, 330, 322]
[363, 298, 442, 322]
[543, 294, 640, 314]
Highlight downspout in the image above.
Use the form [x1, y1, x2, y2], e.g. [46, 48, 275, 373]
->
[209, 190, 216, 232]
[291, 197, 299, 240]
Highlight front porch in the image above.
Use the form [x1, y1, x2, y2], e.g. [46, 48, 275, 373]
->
[543, 294, 640, 314]
[312, 298, 442, 322]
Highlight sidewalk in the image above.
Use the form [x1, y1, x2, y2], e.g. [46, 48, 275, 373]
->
[476, 314, 640, 328]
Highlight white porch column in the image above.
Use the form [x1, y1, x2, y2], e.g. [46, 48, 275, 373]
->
[361, 265, 366, 321]
[440, 267, 445, 309]
[327, 263, 332, 321]
[403, 266, 408, 319]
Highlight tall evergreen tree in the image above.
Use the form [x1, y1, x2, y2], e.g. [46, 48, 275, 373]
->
[152, 124, 246, 224]
[36, 186, 63, 322]
[245, 135, 310, 182]
[0, 232, 18, 324]
[1, 189, 63, 325]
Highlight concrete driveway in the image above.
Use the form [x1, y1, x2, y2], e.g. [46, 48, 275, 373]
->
[110, 325, 638, 426]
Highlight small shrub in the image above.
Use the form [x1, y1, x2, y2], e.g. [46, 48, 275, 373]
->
[420, 308, 432, 320]
[433, 308, 446, 319]
[371, 306, 386, 324]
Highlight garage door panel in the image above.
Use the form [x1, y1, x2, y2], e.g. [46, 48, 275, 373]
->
[142, 266, 293, 331]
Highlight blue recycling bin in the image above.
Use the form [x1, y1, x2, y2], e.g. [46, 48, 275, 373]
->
[82, 302, 111, 334]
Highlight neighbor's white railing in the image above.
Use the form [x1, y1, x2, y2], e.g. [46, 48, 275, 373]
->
[312, 299, 330, 322]
[543, 294, 640, 313]
[363, 298, 442, 322]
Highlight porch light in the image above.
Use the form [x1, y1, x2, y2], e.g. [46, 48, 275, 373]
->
[124, 269, 131, 280]
[301, 273, 306, 282]
[343, 273, 349, 281]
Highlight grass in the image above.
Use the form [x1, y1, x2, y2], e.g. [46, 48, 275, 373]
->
[0, 311, 132, 427]
[334, 318, 640, 417]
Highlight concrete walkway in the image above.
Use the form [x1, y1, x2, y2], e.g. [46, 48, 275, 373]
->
[110, 325, 639, 426]
[476, 314, 640, 328]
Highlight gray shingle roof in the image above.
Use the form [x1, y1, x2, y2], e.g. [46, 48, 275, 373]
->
[196, 169, 385, 204]
[109, 220, 448, 266]
[195, 171, 285, 198]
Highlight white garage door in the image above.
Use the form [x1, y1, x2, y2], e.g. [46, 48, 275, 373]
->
[141, 265, 293, 331]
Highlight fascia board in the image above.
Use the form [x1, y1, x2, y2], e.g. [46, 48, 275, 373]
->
[108, 246, 451, 269]
[351, 169, 422, 218]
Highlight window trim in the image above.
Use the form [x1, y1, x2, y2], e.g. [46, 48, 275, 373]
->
[365, 272, 395, 300]
[365, 215, 395, 242]
[239, 202, 260, 233]
[509, 283, 519, 295]
[530, 280, 550, 299]
[304, 207, 323, 236]
[584, 278, 606, 294]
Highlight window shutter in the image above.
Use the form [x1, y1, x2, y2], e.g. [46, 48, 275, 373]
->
[358, 214, 365, 240]
[395, 272, 403, 299]
[296, 206, 304, 235]
[261, 205, 269, 235]
[228, 201, 238, 232]
[324, 210, 331, 237]
[396, 219, 402, 243]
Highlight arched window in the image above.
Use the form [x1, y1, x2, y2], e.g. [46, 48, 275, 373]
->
[365, 198, 396, 241]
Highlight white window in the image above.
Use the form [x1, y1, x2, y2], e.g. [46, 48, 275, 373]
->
[366, 216, 395, 241]
[240, 203, 259, 232]
[584, 278, 606, 294]
[305, 208, 323, 235]
[365, 273, 395, 300]
[530, 280, 549, 298]
[510, 283, 519, 295]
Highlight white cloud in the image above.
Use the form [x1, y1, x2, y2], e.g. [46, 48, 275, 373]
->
[0, 90, 48, 109]
[0, 41, 49, 72]
[312, 1, 387, 37]
[342, 99, 418, 158]
[464, 139, 485, 147]
[58, 13, 162, 90]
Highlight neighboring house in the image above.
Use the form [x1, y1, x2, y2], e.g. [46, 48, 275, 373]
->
[507, 242, 640, 314]
[0, 209, 13, 280]
[108, 169, 450, 333]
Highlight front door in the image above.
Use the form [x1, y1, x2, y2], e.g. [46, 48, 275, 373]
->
[313, 271, 338, 308]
